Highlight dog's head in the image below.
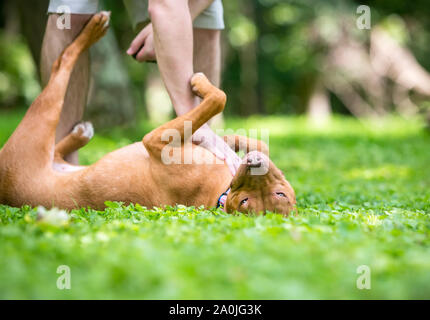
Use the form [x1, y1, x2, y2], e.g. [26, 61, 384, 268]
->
[225, 151, 296, 216]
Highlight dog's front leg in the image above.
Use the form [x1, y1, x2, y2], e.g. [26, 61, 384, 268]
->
[142, 73, 226, 160]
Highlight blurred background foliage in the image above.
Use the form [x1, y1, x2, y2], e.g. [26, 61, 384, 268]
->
[0, 0, 430, 128]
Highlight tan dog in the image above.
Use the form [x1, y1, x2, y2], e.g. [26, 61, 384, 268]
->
[0, 12, 295, 215]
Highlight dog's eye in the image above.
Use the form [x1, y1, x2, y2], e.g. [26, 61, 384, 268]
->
[240, 198, 248, 206]
[276, 192, 286, 197]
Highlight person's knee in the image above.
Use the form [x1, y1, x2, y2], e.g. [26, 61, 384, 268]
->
[148, 0, 188, 20]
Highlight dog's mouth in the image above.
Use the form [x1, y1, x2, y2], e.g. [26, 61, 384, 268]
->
[247, 161, 262, 168]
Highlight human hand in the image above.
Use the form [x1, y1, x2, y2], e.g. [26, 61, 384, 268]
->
[192, 125, 241, 176]
[127, 23, 156, 62]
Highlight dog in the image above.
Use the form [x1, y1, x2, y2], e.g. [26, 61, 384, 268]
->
[0, 12, 295, 215]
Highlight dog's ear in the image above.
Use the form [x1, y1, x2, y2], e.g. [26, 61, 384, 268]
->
[223, 135, 237, 152]
[257, 141, 269, 156]
[223, 135, 269, 156]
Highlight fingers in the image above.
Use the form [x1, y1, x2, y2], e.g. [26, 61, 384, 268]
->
[219, 147, 240, 176]
[192, 127, 241, 176]
[225, 148, 241, 175]
[225, 156, 235, 176]
[206, 141, 236, 176]
[127, 33, 144, 56]
[127, 24, 152, 56]
[128, 32, 156, 62]
[194, 132, 225, 160]
[136, 48, 155, 62]
[207, 143, 226, 162]
[212, 136, 241, 176]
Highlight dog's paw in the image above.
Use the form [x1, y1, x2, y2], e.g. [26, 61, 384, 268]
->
[100, 11, 111, 28]
[78, 11, 110, 48]
[72, 122, 94, 140]
[191, 73, 213, 98]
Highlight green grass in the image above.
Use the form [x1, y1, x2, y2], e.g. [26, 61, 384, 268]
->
[0, 109, 429, 299]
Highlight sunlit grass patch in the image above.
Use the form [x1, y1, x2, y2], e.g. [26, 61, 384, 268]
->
[0, 114, 429, 299]
[346, 164, 412, 180]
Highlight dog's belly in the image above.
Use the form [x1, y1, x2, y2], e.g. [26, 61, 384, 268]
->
[1, 142, 231, 210]
[76, 143, 232, 208]
[73, 142, 232, 210]
[0, 143, 150, 209]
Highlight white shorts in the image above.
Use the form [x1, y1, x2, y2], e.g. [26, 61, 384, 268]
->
[47, 0, 225, 30]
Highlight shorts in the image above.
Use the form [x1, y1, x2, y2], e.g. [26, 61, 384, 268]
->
[47, 0, 225, 30]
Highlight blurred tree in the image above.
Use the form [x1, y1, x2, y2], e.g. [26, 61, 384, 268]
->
[222, 0, 430, 123]
[87, 28, 136, 127]
[13, 0, 48, 79]
[0, 1, 41, 108]
[0, 0, 136, 128]
[2, 0, 430, 126]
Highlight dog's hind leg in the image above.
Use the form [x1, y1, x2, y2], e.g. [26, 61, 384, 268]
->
[54, 122, 94, 164]
[1, 12, 109, 170]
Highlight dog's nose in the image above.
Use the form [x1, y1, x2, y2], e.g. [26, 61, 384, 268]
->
[246, 153, 262, 168]
[244, 151, 270, 175]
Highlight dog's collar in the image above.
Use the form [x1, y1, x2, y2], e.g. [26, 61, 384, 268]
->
[216, 188, 231, 210]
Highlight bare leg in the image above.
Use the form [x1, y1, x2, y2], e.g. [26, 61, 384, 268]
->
[193, 28, 223, 127]
[193, 28, 221, 87]
[147, 1, 240, 174]
[148, 0, 197, 116]
[40, 14, 92, 164]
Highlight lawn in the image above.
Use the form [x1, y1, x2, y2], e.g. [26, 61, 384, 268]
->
[0, 109, 429, 299]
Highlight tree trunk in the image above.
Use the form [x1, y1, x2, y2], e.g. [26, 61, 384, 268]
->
[14, 0, 49, 80]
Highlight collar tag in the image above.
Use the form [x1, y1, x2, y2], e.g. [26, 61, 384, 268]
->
[216, 188, 231, 210]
